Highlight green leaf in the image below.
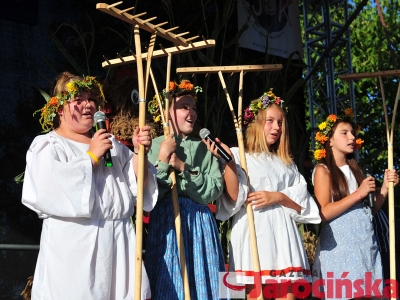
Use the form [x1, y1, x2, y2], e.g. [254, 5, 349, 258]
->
[14, 172, 25, 184]
[33, 86, 51, 103]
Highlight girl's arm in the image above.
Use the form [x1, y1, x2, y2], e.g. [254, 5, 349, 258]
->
[247, 191, 302, 213]
[372, 169, 399, 215]
[223, 159, 240, 202]
[314, 164, 374, 222]
[202, 137, 239, 201]
[247, 162, 311, 216]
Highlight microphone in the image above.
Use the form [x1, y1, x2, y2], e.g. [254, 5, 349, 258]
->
[362, 164, 374, 208]
[93, 111, 113, 167]
[199, 128, 232, 162]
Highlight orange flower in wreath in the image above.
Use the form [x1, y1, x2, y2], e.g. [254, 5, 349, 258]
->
[315, 132, 328, 144]
[314, 149, 327, 161]
[49, 97, 59, 106]
[355, 138, 364, 150]
[327, 114, 337, 122]
[179, 80, 194, 91]
[170, 81, 178, 91]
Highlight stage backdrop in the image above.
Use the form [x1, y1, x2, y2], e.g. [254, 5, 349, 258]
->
[237, 0, 303, 58]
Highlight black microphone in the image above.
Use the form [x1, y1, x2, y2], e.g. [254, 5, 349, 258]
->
[94, 111, 113, 167]
[362, 164, 374, 208]
[199, 128, 232, 162]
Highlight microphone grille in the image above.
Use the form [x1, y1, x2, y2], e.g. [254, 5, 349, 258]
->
[199, 128, 210, 139]
[94, 111, 106, 123]
[363, 164, 372, 174]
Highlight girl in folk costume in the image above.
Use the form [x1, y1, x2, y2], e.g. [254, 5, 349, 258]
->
[22, 72, 158, 300]
[312, 111, 399, 300]
[211, 90, 321, 300]
[145, 80, 226, 300]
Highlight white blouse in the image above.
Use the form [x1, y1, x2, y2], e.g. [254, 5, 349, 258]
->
[22, 131, 158, 300]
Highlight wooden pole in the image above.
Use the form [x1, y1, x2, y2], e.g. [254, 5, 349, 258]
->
[379, 77, 399, 299]
[133, 24, 146, 300]
[218, 71, 263, 300]
[101, 40, 216, 68]
[164, 53, 191, 300]
[149, 55, 191, 299]
[144, 33, 157, 98]
[340, 71, 400, 299]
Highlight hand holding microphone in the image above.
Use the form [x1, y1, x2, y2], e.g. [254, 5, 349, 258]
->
[362, 164, 375, 208]
[199, 128, 232, 162]
[93, 111, 113, 167]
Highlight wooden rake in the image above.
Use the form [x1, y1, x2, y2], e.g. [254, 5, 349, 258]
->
[340, 70, 400, 300]
[177, 64, 283, 300]
[97, 3, 215, 298]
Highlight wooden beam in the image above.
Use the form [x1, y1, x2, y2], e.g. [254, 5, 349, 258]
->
[176, 64, 283, 74]
[339, 69, 400, 80]
[97, 2, 196, 46]
[101, 40, 216, 68]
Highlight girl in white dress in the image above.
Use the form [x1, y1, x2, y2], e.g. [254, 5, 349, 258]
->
[22, 72, 158, 300]
[208, 90, 320, 300]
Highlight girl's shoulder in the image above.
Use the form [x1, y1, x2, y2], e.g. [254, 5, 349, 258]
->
[314, 163, 329, 171]
[230, 146, 240, 154]
[312, 163, 330, 184]
[29, 131, 64, 149]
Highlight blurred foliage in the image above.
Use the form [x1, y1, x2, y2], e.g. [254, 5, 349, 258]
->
[347, 0, 400, 213]
[302, 0, 400, 214]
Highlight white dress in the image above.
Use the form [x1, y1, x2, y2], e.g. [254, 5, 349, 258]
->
[217, 148, 320, 284]
[22, 131, 158, 300]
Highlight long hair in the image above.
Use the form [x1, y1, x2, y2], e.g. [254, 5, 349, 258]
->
[322, 120, 364, 202]
[245, 104, 292, 165]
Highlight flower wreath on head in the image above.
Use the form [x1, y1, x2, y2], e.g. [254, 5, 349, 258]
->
[313, 108, 364, 162]
[34, 76, 105, 131]
[148, 79, 202, 123]
[243, 88, 283, 125]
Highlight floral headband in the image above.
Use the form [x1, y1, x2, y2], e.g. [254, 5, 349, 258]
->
[243, 89, 283, 125]
[34, 76, 105, 131]
[148, 79, 202, 123]
[313, 108, 364, 162]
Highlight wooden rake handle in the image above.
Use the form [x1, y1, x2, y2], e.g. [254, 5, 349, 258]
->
[150, 56, 191, 299]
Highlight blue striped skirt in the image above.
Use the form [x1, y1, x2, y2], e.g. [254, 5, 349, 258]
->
[145, 197, 225, 300]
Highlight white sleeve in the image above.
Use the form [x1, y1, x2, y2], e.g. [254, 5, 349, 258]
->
[126, 162, 158, 212]
[21, 135, 94, 218]
[113, 138, 158, 212]
[280, 163, 321, 224]
[215, 165, 248, 221]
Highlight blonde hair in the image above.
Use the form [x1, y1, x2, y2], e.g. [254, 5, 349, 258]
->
[245, 104, 292, 165]
[51, 72, 104, 129]
[53, 72, 82, 95]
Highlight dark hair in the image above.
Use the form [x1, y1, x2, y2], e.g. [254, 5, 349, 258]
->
[169, 89, 195, 100]
[322, 120, 364, 202]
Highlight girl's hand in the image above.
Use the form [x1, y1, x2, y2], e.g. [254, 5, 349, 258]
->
[158, 135, 176, 163]
[383, 169, 399, 188]
[247, 191, 280, 208]
[357, 176, 376, 199]
[170, 153, 185, 173]
[88, 129, 113, 163]
[202, 137, 234, 160]
[132, 125, 152, 154]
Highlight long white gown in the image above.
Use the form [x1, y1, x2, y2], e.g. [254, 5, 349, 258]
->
[217, 147, 321, 284]
[22, 131, 158, 300]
